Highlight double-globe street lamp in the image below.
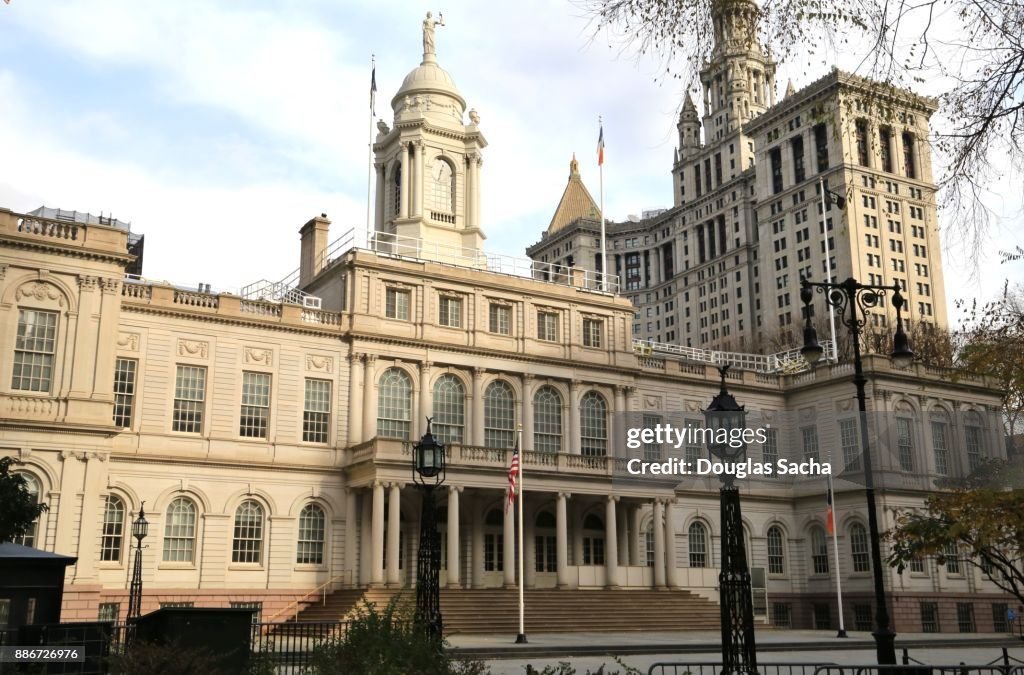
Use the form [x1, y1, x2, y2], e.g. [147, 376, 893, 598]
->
[704, 365, 759, 675]
[412, 417, 446, 644]
[799, 277, 914, 665]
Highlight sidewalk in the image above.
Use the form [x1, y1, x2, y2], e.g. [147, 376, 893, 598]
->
[448, 630, 1023, 659]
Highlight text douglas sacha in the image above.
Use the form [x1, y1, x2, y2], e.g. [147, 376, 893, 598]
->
[626, 457, 832, 478]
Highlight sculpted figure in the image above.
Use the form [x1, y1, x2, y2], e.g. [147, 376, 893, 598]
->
[423, 11, 445, 56]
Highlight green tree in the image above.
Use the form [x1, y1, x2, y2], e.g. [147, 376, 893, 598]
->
[887, 487, 1024, 605]
[580, 0, 1024, 254]
[0, 457, 48, 544]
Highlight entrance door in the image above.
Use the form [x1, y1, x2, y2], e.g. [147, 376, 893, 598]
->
[482, 509, 504, 586]
[534, 511, 556, 587]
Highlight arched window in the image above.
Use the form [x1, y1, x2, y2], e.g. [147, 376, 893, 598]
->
[767, 525, 786, 574]
[533, 386, 562, 453]
[432, 375, 465, 444]
[392, 163, 402, 218]
[297, 504, 325, 565]
[100, 496, 125, 562]
[644, 521, 655, 567]
[582, 513, 605, 565]
[810, 526, 829, 574]
[13, 473, 41, 547]
[580, 392, 608, 456]
[430, 159, 454, 214]
[483, 380, 515, 449]
[163, 497, 197, 562]
[377, 368, 412, 439]
[232, 500, 264, 564]
[688, 521, 708, 568]
[850, 523, 870, 572]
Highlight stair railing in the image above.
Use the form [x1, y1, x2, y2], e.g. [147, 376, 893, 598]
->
[266, 570, 353, 625]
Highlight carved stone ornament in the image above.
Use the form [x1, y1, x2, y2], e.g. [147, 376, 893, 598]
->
[177, 339, 209, 359]
[244, 347, 273, 366]
[306, 355, 334, 373]
[100, 277, 120, 294]
[117, 332, 140, 352]
[77, 275, 98, 290]
[837, 398, 854, 412]
[644, 395, 662, 409]
[799, 407, 816, 421]
[17, 281, 65, 307]
[685, 400, 701, 412]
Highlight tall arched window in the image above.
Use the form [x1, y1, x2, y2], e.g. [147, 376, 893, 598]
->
[430, 159, 454, 214]
[850, 523, 870, 572]
[432, 375, 465, 444]
[810, 525, 829, 574]
[232, 500, 264, 564]
[580, 391, 608, 456]
[100, 496, 125, 562]
[533, 386, 562, 453]
[392, 163, 402, 218]
[535, 511, 556, 573]
[163, 497, 197, 562]
[377, 368, 412, 439]
[688, 521, 708, 567]
[484, 380, 515, 448]
[582, 513, 605, 565]
[297, 504, 325, 565]
[767, 525, 786, 574]
[13, 473, 40, 547]
[644, 521, 655, 567]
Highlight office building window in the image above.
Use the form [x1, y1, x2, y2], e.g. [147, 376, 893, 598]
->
[12, 309, 57, 392]
[163, 497, 197, 563]
[385, 288, 410, 320]
[533, 386, 563, 453]
[113, 358, 137, 428]
[432, 374, 465, 445]
[688, 521, 709, 567]
[173, 365, 207, 433]
[100, 495, 125, 563]
[232, 500, 264, 564]
[297, 504, 325, 565]
[302, 379, 331, 444]
[537, 311, 558, 341]
[484, 380, 515, 449]
[580, 391, 608, 456]
[439, 296, 462, 328]
[240, 371, 271, 438]
[377, 368, 412, 439]
[489, 304, 511, 335]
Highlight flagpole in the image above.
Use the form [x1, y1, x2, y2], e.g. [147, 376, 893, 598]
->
[515, 424, 527, 644]
[828, 473, 847, 637]
[366, 54, 376, 250]
[598, 115, 607, 289]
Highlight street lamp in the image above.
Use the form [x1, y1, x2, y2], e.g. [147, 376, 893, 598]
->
[126, 502, 149, 625]
[799, 277, 914, 665]
[412, 417, 446, 643]
[704, 365, 758, 675]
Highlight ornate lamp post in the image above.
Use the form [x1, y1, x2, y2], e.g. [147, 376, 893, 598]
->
[412, 418, 446, 643]
[126, 502, 149, 624]
[704, 365, 758, 675]
[799, 277, 913, 665]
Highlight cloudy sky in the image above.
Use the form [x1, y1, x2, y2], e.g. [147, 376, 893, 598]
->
[1, 0, 1020, 326]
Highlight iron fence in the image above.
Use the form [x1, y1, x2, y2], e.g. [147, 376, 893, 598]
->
[250, 620, 347, 674]
[648, 662, 832, 675]
[815, 665, 1015, 675]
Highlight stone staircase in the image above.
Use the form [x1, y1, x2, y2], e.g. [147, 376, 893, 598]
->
[293, 587, 720, 634]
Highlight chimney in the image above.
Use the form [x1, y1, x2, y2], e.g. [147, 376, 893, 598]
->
[299, 213, 331, 287]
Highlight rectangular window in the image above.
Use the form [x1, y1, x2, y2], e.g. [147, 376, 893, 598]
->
[854, 604, 873, 631]
[98, 603, 120, 623]
[920, 602, 939, 632]
[945, 542, 961, 574]
[240, 371, 271, 438]
[957, 603, 975, 633]
[643, 414, 662, 461]
[909, 555, 926, 574]
[762, 427, 778, 464]
[484, 533, 504, 572]
[879, 126, 893, 172]
[902, 132, 917, 178]
[489, 304, 511, 335]
[439, 296, 462, 328]
[303, 379, 331, 444]
[814, 123, 829, 172]
[896, 418, 914, 472]
[770, 148, 783, 193]
[931, 420, 949, 475]
[113, 358, 138, 428]
[385, 288, 410, 321]
[12, 309, 58, 392]
[814, 603, 832, 630]
[583, 318, 603, 348]
[583, 537, 605, 565]
[791, 135, 805, 183]
[855, 119, 870, 167]
[965, 425, 984, 472]
[840, 419, 860, 471]
[801, 426, 820, 462]
[992, 603, 1009, 632]
[772, 603, 792, 628]
[173, 365, 207, 433]
[537, 312, 558, 342]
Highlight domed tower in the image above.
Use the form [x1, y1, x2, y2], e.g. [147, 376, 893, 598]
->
[372, 12, 487, 258]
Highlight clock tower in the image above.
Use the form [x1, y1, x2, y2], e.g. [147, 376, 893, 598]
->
[372, 13, 487, 261]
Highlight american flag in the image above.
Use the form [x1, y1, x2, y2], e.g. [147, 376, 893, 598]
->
[597, 121, 605, 166]
[370, 58, 377, 116]
[826, 477, 835, 535]
[505, 437, 520, 515]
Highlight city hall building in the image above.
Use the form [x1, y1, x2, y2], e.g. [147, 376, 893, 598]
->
[0, 3, 1012, 635]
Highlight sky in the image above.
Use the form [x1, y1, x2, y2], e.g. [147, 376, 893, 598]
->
[1, 0, 1021, 327]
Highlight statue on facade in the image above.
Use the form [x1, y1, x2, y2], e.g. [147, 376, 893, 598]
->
[423, 11, 445, 57]
[377, 119, 390, 135]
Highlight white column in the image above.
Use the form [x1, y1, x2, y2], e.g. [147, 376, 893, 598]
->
[345, 488, 358, 585]
[465, 154, 475, 228]
[605, 495, 620, 587]
[419, 361, 431, 437]
[664, 499, 679, 588]
[628, 505, 642, 566]
[569, 380, 581, 455]
[360, 492, 372, 585]
[399, 143, 410, 219]
[349, 354, 364, 445]
[413, 141, 424, 218]
[556, 492, 570, 588]
[472, 156, 482, 229]
[363, 355, 377, 440]
[503, 493, 515, 586]
[653, 500, 666, 588]
[371, 481, 385, 585]
[386, 483, 401, 586]
[447, 486, 461, 588]
[472, 368, 485, 446]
